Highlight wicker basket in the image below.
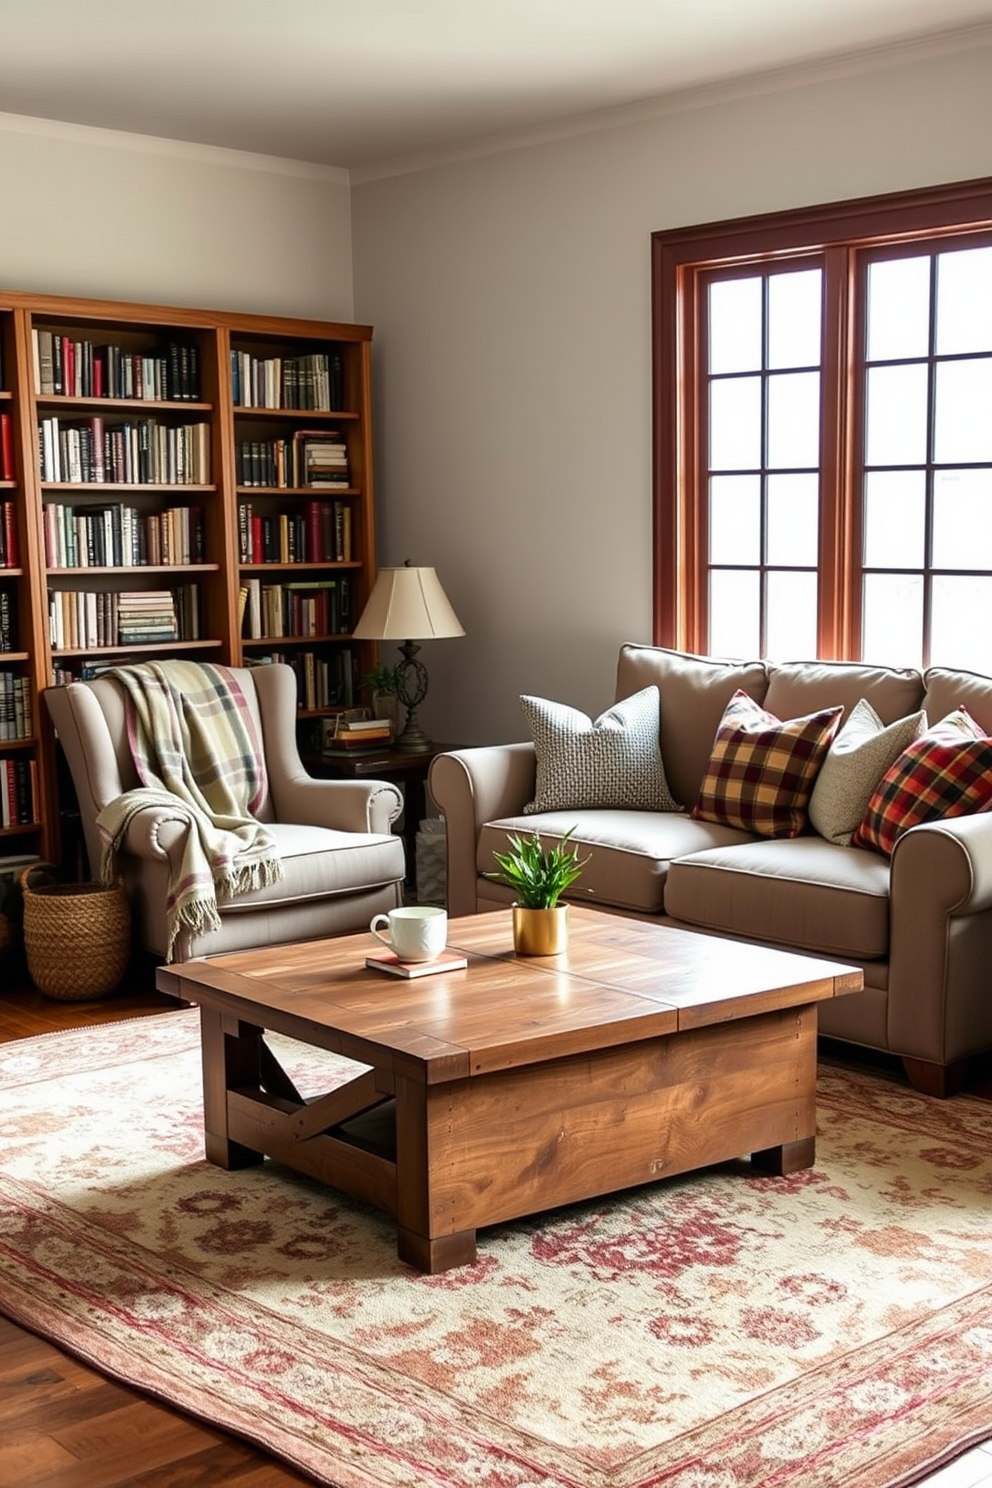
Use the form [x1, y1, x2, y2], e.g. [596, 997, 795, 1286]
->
[21, 865, 131, 1001]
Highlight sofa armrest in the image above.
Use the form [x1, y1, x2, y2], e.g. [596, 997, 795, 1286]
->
[887, 813, 992, 1062]
[429, 744, 536, 916]
[274, 776, 404, 835]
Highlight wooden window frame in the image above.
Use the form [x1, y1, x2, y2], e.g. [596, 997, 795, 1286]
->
[651, 177, 992, 658]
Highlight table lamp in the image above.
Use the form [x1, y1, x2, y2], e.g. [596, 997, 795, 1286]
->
[352, 562, 465, 752]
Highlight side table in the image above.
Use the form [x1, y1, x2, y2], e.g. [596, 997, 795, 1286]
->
[302, 742, 456, 887]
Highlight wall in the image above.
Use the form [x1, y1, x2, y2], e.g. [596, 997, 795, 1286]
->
[352, 38, 992, 748]
[0, 113, 353, 319]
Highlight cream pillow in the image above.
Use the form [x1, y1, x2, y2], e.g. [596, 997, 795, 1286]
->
[520, 686, 682, 814]
[808, 698, 926, 846]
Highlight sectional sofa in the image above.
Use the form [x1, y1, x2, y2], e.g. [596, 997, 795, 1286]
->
[429, 643, 992, 1097]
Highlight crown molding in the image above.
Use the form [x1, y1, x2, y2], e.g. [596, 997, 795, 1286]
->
[0, 109, 349, 184]
[350, 19, 992, 186]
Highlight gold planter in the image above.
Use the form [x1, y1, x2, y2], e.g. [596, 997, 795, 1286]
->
[512, 903, 569, 956]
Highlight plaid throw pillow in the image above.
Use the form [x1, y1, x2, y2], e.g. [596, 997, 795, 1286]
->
[692, 689, 842, 839]
[851, 707, 992, 857]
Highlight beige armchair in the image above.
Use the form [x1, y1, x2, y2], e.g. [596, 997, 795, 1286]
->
[44, 663, 406, 963]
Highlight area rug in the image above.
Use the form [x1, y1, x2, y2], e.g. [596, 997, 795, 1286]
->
[1, 1013, 991, 1488]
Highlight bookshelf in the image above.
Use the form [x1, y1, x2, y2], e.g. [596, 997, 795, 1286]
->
[0, 291, 379, 869]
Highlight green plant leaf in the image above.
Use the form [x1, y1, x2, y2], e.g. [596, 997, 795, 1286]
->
[484, 827, 588, 908]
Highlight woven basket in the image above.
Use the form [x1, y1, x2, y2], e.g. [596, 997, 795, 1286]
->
[21, 865, 131, 1001]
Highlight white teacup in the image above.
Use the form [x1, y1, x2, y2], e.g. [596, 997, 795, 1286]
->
[370, 905, 448, 963]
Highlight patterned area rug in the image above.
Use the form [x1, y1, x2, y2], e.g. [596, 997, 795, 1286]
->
[1, 1011, 991, 1488]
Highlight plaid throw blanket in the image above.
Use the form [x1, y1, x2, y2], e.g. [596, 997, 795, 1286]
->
[96, 660, 283, 961]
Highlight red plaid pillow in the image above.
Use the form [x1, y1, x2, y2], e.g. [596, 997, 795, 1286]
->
[851, 707, 992, 857]
[692, 690, 842, 839]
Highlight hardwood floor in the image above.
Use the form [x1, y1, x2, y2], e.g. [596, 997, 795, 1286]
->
[1, 951, 989, 1487]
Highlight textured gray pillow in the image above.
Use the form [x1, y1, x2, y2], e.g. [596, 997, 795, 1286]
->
[521, 686, 682, 814]
[808, 697, 926, 846]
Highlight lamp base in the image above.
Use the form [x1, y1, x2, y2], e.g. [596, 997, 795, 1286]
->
[394, 708, 433, 753]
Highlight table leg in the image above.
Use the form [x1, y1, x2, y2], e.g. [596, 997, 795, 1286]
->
[200, 1008, 265, 1169]
[751, 1135, 816, 1175]
[393, 1073, 477, 1273]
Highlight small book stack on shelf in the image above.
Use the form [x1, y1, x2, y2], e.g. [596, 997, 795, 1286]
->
[116, 591, 178, 645]
[322, 714, 392, 755]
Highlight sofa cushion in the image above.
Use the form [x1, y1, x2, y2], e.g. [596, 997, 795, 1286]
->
[614, 644, 769, 810]
[808, 699, 927, 846]
[692, 690, 843, 839]
[665, 838, 891, 961]
[851, 708, 992, 857]
[520, 686, 681, 815]
[764, 659, 924, 727]
[479, 810, 755, 914]
[922, 666, 992, 736]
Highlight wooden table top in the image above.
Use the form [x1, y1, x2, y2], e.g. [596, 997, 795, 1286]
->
[157, 907, 862, 1084]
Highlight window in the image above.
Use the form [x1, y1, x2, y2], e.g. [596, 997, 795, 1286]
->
[652, 179, 992, 670]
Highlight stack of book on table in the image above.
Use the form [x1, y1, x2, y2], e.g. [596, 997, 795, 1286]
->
[322, 715, 393, 756]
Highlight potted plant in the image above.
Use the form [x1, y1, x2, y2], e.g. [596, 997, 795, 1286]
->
[486, 827, 588, 955]
[361, 661, 405, 737]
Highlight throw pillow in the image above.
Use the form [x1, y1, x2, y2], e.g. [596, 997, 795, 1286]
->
[808, 698, 927, 846]
[851, 707, 992, 857]
[520, 686, 682, 814]
[691, 689, 842, 839]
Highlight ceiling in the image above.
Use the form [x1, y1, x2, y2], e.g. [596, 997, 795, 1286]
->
[1, 0, 991, 175]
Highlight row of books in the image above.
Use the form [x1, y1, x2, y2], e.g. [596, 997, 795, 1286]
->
[235, 432, 349, 489]
[39, 417, 211, 486]
[43, 503, 205, 569]
[0, 505, 18, 569]
[0, 588, 17, 651]
[240, 577, 353, 639]
[33, 331, 202, 402]
[0, 671, 32, 740]
[0, 756, 36, 828]
[230, 350, 343, 411]
[246, 647, 356, 711]
[1, 412, 13, 480]
[47, 585, 200, 650]
[238, 501, 352, 565]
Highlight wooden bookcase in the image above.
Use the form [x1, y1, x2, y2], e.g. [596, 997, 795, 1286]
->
[0, 291, 379, 870]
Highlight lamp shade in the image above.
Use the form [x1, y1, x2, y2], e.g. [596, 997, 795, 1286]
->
[352, 566, 465, 641]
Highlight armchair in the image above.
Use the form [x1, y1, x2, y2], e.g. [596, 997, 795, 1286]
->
[44, 663, 406, 963]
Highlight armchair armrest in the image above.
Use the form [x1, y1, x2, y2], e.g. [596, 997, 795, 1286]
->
[888, 812, 992, 1062]
[273, 775, 404, 835]
[429, 744, 536, 916]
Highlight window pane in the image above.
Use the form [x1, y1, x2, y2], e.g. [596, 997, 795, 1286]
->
[864, 363, 929, 467]
[933, 358, 992, 464]
[709, 569, 760, 658]
[766, 474, 819, 565]
[866, 256, 931, 362]
[709, 277, 762, 374]
[863, 471, 926, 569]
[936, 246, 992, 356]
[709, 376, 761, 471]
[765, 571, 817, 659]
[862, 573, 924, 669]
[709, 475, 760, 564]
[931, 576, 992, 672]
[767, 371, 820, 470]
[932, 469, 992, 569]
[767, 269, 821, 370]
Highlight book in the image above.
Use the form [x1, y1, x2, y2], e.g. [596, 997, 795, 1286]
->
[365, 948, 468, 979]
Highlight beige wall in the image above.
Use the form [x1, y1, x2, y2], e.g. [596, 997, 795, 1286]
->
[0, 115, 353, 319]
[352, 40, 992, 748]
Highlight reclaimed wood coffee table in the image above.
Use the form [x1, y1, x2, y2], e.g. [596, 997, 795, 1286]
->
[156, 907, 862, 1273]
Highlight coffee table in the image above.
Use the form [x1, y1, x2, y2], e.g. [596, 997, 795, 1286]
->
[156, 907, 862, 1273]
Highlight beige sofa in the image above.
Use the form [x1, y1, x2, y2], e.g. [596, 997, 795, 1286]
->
[429, 644, 992, 1097]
